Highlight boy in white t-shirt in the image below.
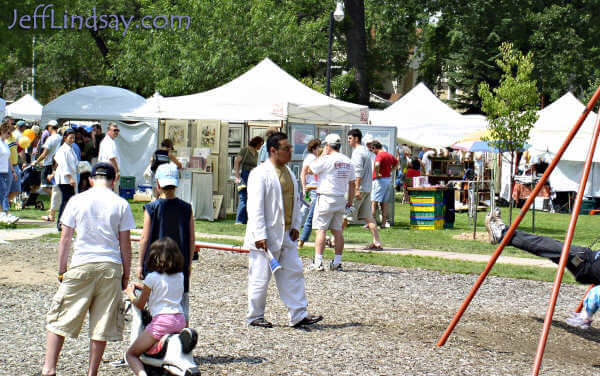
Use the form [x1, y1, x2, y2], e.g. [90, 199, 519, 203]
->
[307, 133, 355, 272]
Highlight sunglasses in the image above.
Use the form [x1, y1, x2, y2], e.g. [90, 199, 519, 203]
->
[111, 129, 120, 133]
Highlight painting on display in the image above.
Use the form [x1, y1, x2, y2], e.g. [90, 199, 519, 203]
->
[228, 123, 243, 153]
[206, 155, 219, 192]
[165, 120, 188, 149]
[195, 120, 220, 154]
[354, 126, 395, 153]
[290, 123, 316, 161]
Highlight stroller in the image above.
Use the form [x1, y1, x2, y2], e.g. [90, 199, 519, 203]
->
[17, 165, 44, 210]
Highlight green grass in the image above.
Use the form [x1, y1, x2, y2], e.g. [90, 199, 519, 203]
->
[17, 194, 597, 284]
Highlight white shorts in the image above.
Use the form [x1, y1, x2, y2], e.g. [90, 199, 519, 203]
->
[312, 194, 346, 231]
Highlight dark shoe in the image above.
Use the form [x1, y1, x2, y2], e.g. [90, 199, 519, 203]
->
[249, 318, 273, 328]
[293, 314, 323, 328]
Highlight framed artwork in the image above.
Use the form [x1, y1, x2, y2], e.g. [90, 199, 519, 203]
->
[212, 194, 224, 218]
[165, 120, 188, 149]
[228, 123, 243, 154]
[352, 126, 396, 154]
[206, 155, 219, 191]
[248, 126, 269, 140]
[289, 123, 316, 161]
[195, 120, 220, 154]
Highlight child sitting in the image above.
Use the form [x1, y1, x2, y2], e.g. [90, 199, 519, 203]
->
[125, 237, 186, 376]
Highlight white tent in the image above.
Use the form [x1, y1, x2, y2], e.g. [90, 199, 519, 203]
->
[148, 58, 368, 124]
[527, 92, 600, 196]
[41, 86, 158, 186]
[6, 94, 43, 121]
[369, 82, 487, 148]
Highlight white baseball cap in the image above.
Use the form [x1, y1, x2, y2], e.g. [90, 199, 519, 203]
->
[155, 163, 179, 187]
[324, 133, 341, 145]
[47, 120, 58, 127]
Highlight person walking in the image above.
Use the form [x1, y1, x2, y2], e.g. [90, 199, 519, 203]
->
[244, 132, 322, 328]
[98, 122, 121, 191]
[371, 141, 398, 228]
[138, 162, 195, 326]
[54, 129, 78, 232]
[32, 120, 61, 222]
[0, 122, 18, 223]
[39, 162, 136, 376]
[298, 138, 321, 248]
[234, 136, 264, 225]
[345, 129, 383, 250]
[306, 133, 356, 272]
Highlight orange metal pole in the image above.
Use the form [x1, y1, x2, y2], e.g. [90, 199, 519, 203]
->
[437, 85, 600, 347]
[531, 110, 600, 375]
[574, 285, 594, 314]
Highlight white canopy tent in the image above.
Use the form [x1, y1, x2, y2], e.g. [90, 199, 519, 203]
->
[369, 82, 487, 148]
[6, 94, 42, 121]
[526, 92, 600, 196]
[41, 86, 158, 186]
[147, 58, 368, 124]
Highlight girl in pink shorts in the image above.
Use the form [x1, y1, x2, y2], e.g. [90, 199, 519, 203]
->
[125, 238, 187, 376]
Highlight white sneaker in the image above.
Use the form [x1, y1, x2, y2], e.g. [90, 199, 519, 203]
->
[485, 211, 506, 244]
[565, 314, 592, 329]
[383, 222, 391, 228]
[329, 260, 343, 271]
[306, 261, 324, 272]
[6, 214, 19, 224]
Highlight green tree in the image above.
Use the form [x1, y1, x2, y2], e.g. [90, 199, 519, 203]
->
[478, 42, 539, 223]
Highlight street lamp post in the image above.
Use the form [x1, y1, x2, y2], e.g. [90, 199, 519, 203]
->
[326, 1, 344, 97]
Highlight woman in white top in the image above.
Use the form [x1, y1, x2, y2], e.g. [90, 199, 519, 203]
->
[298, 138, 322, 247]
[125, 237, 186, 376]
[0, 122, 18, 223]
[54, 129, 79, 232]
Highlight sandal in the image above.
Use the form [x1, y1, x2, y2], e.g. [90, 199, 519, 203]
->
[362, 243, 384, 251]
[41, 215, 55, 222]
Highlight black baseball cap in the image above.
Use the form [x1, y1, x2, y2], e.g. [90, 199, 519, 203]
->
[91, 162, 116, 180]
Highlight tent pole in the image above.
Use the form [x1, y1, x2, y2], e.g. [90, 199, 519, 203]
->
[437, 85, 600, 348]
[532, 110, 600, 375]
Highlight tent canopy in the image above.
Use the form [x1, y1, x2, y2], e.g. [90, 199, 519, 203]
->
[528, 92, 599, 163]
[6, 94, 42, 121]
[369, 82, 487, 148]
[151, 58, 368, 124]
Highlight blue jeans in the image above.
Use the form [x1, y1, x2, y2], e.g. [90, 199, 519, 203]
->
[0, 173, 9, 211]
[235, 169, 251, 224]
[300, 191, 317, 242]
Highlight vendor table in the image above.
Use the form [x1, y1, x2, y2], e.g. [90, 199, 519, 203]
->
[408, 187, 455, 230]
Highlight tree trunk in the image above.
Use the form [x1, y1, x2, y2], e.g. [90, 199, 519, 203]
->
[509, 152, 514, 225]
[343, 0, 369, 105]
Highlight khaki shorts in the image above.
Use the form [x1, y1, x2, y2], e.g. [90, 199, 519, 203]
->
[345, 191, 373, 221]
[46, 262, 125, 341]
[312, 195, 346, 231]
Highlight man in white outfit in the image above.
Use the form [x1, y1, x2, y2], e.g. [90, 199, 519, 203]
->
[98, 122, 121, 191]
[307, 133, 356, 272]
[244, 132, 323, 328]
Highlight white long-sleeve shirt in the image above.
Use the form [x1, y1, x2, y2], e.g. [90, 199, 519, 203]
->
[54, 143, 78, 185]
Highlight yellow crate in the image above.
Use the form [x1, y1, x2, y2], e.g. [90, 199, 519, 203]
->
[410, 219, 444, 230]
[410, 196, 436, 204]
[411, 205, 435, 212]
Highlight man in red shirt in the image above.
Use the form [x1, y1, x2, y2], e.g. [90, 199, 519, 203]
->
[371, 141, 398, 228]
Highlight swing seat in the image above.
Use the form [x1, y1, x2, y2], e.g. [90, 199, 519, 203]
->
[589, 210, 600, 215]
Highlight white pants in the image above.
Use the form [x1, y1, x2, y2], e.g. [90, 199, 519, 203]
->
[246, 232, 308, 326]
[50, 185, 62, 211]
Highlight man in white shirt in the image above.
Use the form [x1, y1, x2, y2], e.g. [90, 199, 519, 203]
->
[98, 122, 121, 190]
[307, 133, 356, 271]
[32, 120, 62, 222]
[421, 148, 436, 175]
[40, 162, 136, 376]
[244, 132, 322, 328]
[345, 129, 383, 250]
